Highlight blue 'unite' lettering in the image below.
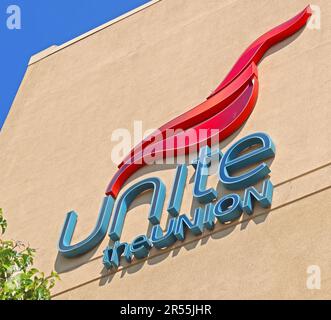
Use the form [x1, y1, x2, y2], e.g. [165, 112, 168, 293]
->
[58, 132, 275, 268]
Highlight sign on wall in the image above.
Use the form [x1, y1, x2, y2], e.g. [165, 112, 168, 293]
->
[57, 6, 312, 269]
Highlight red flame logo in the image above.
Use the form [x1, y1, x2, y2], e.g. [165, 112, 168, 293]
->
[106, 6, 312, 198]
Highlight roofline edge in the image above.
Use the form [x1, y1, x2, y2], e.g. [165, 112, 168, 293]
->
[28, 0, 162, 66]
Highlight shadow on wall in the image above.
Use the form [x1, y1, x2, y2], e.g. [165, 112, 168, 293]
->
[260, 27, 305, 63]
[98, 207, 271, 287]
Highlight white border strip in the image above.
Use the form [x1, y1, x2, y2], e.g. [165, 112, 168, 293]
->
[28, 0, 162, 66]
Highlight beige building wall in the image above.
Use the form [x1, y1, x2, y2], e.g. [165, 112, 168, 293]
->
[0, 0, 330, 299]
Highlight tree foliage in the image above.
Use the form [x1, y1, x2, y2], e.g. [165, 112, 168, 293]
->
[0, 209, 59, 300]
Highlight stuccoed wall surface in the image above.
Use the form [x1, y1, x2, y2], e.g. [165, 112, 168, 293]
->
[0, 0, 330, 299]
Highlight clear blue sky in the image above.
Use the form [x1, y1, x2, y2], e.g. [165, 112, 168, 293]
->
[0, 0, 151, 129]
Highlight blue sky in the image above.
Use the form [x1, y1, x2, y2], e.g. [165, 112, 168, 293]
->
[0, 0, 151, 129]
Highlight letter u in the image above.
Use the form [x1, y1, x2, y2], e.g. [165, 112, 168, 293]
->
[150, 218, 177, 249]
[58, 196, 115, 258]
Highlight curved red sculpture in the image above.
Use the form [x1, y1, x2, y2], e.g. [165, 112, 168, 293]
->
[106, 6, 312, 198]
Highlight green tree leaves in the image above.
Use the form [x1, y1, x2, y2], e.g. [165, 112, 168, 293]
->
[0, 209, 59, 300]
[0, 209, 7, 234]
